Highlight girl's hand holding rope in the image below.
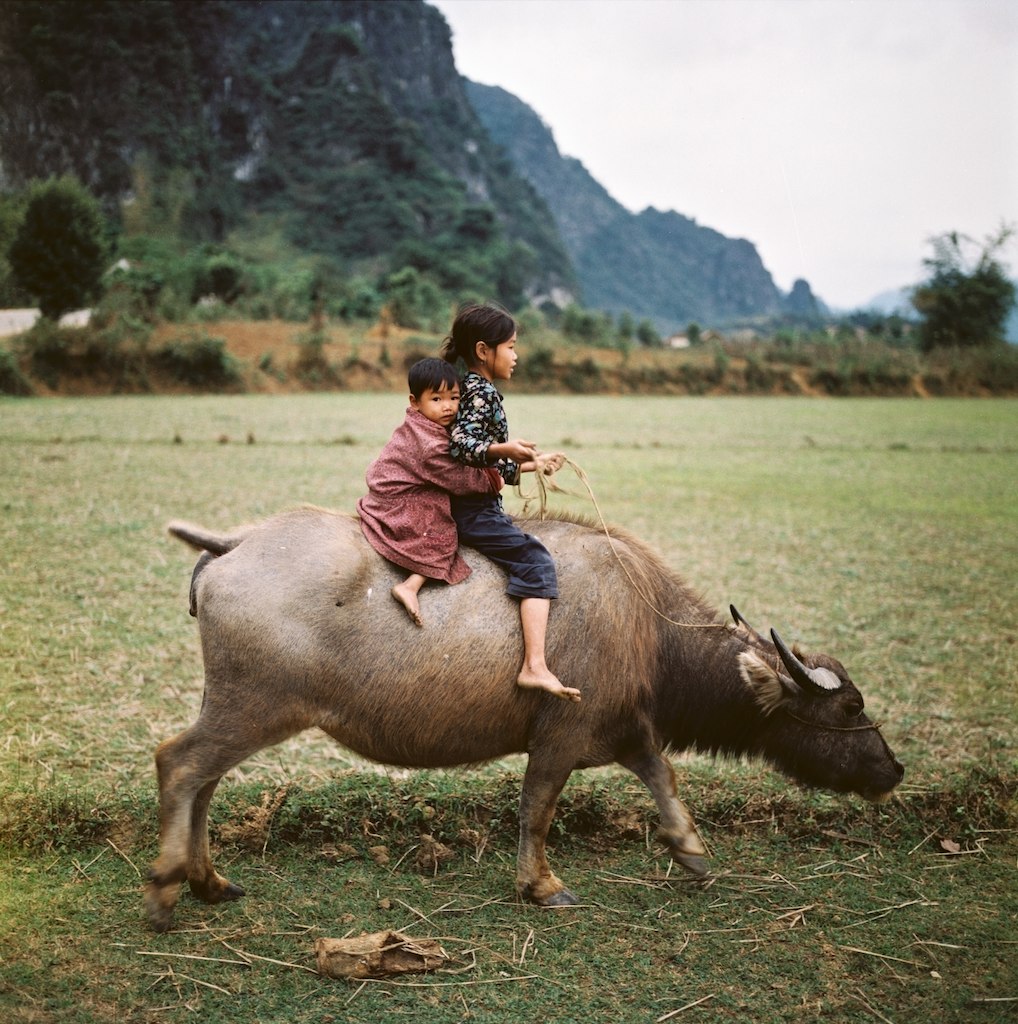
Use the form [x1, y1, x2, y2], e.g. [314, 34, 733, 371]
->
[537, 451, 566, 474]
[516, 450, 565, 477]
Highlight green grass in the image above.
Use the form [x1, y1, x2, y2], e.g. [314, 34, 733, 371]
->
[1, 393, 1016, 1021]
[1, 769, 1014, 1022]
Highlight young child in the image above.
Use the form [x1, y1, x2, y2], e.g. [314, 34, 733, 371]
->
[441, 303, 581, 703]
[357, 358, 500, 627]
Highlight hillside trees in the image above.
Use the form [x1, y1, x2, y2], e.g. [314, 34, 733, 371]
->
[559, 304, 662, 348]
[911, 227, 1015, 350]
[1, 1, 574, 326]
[8, 177, 110, 319]
[241, 23, 541, 324]
[3, 0, 231, 237]
[0, 192, 33, 307]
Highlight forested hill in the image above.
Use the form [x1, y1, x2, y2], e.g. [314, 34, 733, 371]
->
[0, 0, 813, 328]
[0, 0, 574, 309]
[465, 81, 804, 330]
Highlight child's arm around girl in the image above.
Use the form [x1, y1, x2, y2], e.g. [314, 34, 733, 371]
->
[441, 303, 580, 703]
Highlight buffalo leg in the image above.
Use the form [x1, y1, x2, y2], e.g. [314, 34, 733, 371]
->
[622, 752, 710, 877]
[185, 777, 245, 905]
[145, 721, 271, 931]
[144, 739, 194, 933]
[516, 754, 578, 906]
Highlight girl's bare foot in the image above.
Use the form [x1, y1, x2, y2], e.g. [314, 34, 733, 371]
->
[391, 583, 423, 626]
[517, 668, 581, 702]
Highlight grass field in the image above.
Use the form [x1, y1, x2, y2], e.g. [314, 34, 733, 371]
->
[1, 394, 1016, 1021]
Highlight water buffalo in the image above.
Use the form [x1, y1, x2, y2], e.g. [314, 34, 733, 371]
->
[145, 506, 903, 932]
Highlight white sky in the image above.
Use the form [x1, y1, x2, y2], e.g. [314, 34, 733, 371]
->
[430, 0, 1018, 309]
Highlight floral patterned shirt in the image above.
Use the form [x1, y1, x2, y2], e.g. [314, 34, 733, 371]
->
[449, 371, 521, 485]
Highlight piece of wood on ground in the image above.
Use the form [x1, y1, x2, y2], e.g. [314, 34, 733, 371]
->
[315, 930, 449, 980]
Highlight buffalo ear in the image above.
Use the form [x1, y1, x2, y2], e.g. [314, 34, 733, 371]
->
[739, 651, 794, 716]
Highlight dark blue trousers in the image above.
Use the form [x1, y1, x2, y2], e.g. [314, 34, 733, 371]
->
[451, 495, 558, 600]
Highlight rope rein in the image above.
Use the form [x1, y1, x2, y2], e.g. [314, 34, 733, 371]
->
[516, 457, 727, 631]
[782, 711, 883, 733]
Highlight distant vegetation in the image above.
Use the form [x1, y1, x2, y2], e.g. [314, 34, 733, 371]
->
[0, 167, 1015, 399]
[3, 300, 1018, 399]
[912, 227, 1016, 351]
[0, 1, 1014, 398]
[6, 177, 110, 319]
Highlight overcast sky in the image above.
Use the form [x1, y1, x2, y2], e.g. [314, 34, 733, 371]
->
[430, 0, 1018, 310]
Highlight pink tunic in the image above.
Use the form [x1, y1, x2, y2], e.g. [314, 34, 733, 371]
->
[357, 408, 500, 584]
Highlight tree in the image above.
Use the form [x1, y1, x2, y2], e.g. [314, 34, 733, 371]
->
[911, 226, 1015, 351]
[635, 319, 661, 347]
[0, 191, 32, 307]
[8, 177, 111, 320]
[617, 310, 635, 342]
[382, 266, 444, 330]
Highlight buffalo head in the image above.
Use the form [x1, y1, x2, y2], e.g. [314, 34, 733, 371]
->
[736, 621, 904, 802]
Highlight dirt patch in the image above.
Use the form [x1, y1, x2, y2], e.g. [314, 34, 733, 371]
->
[216, 785, 290, 850]
[153, 319, 412, 393]
[789, 368, 822, 396]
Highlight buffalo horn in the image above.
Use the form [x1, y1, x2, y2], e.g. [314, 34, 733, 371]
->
[771, 629, 841, 694]
[730, 604, 765, 645]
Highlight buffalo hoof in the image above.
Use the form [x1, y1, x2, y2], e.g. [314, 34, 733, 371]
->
[148, 912, 174, 934]
[143, 886, 176, 934]
[540, 888, 579, 907]
[189, 878, 246, 904]
[674, 853, 711, 878]
[219, 881, 246, 902]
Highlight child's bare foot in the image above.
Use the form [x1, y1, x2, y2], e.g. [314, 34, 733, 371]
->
[391, 583, 423, 626]
[517, 668, 581, 702]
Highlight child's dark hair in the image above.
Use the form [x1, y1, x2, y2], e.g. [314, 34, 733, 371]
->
[440, 302, 517, 368]
[408, 357, 460, 399]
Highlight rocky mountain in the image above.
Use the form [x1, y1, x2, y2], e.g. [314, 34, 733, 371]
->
[465, 81, 805, 331]
[0, 0, 575, 307]
[861, 286, 916, 317]
[0, 0, 815, 328]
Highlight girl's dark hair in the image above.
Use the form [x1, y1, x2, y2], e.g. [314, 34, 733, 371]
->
[440, 302, 517, 367]
[407, 357, 460, 399]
